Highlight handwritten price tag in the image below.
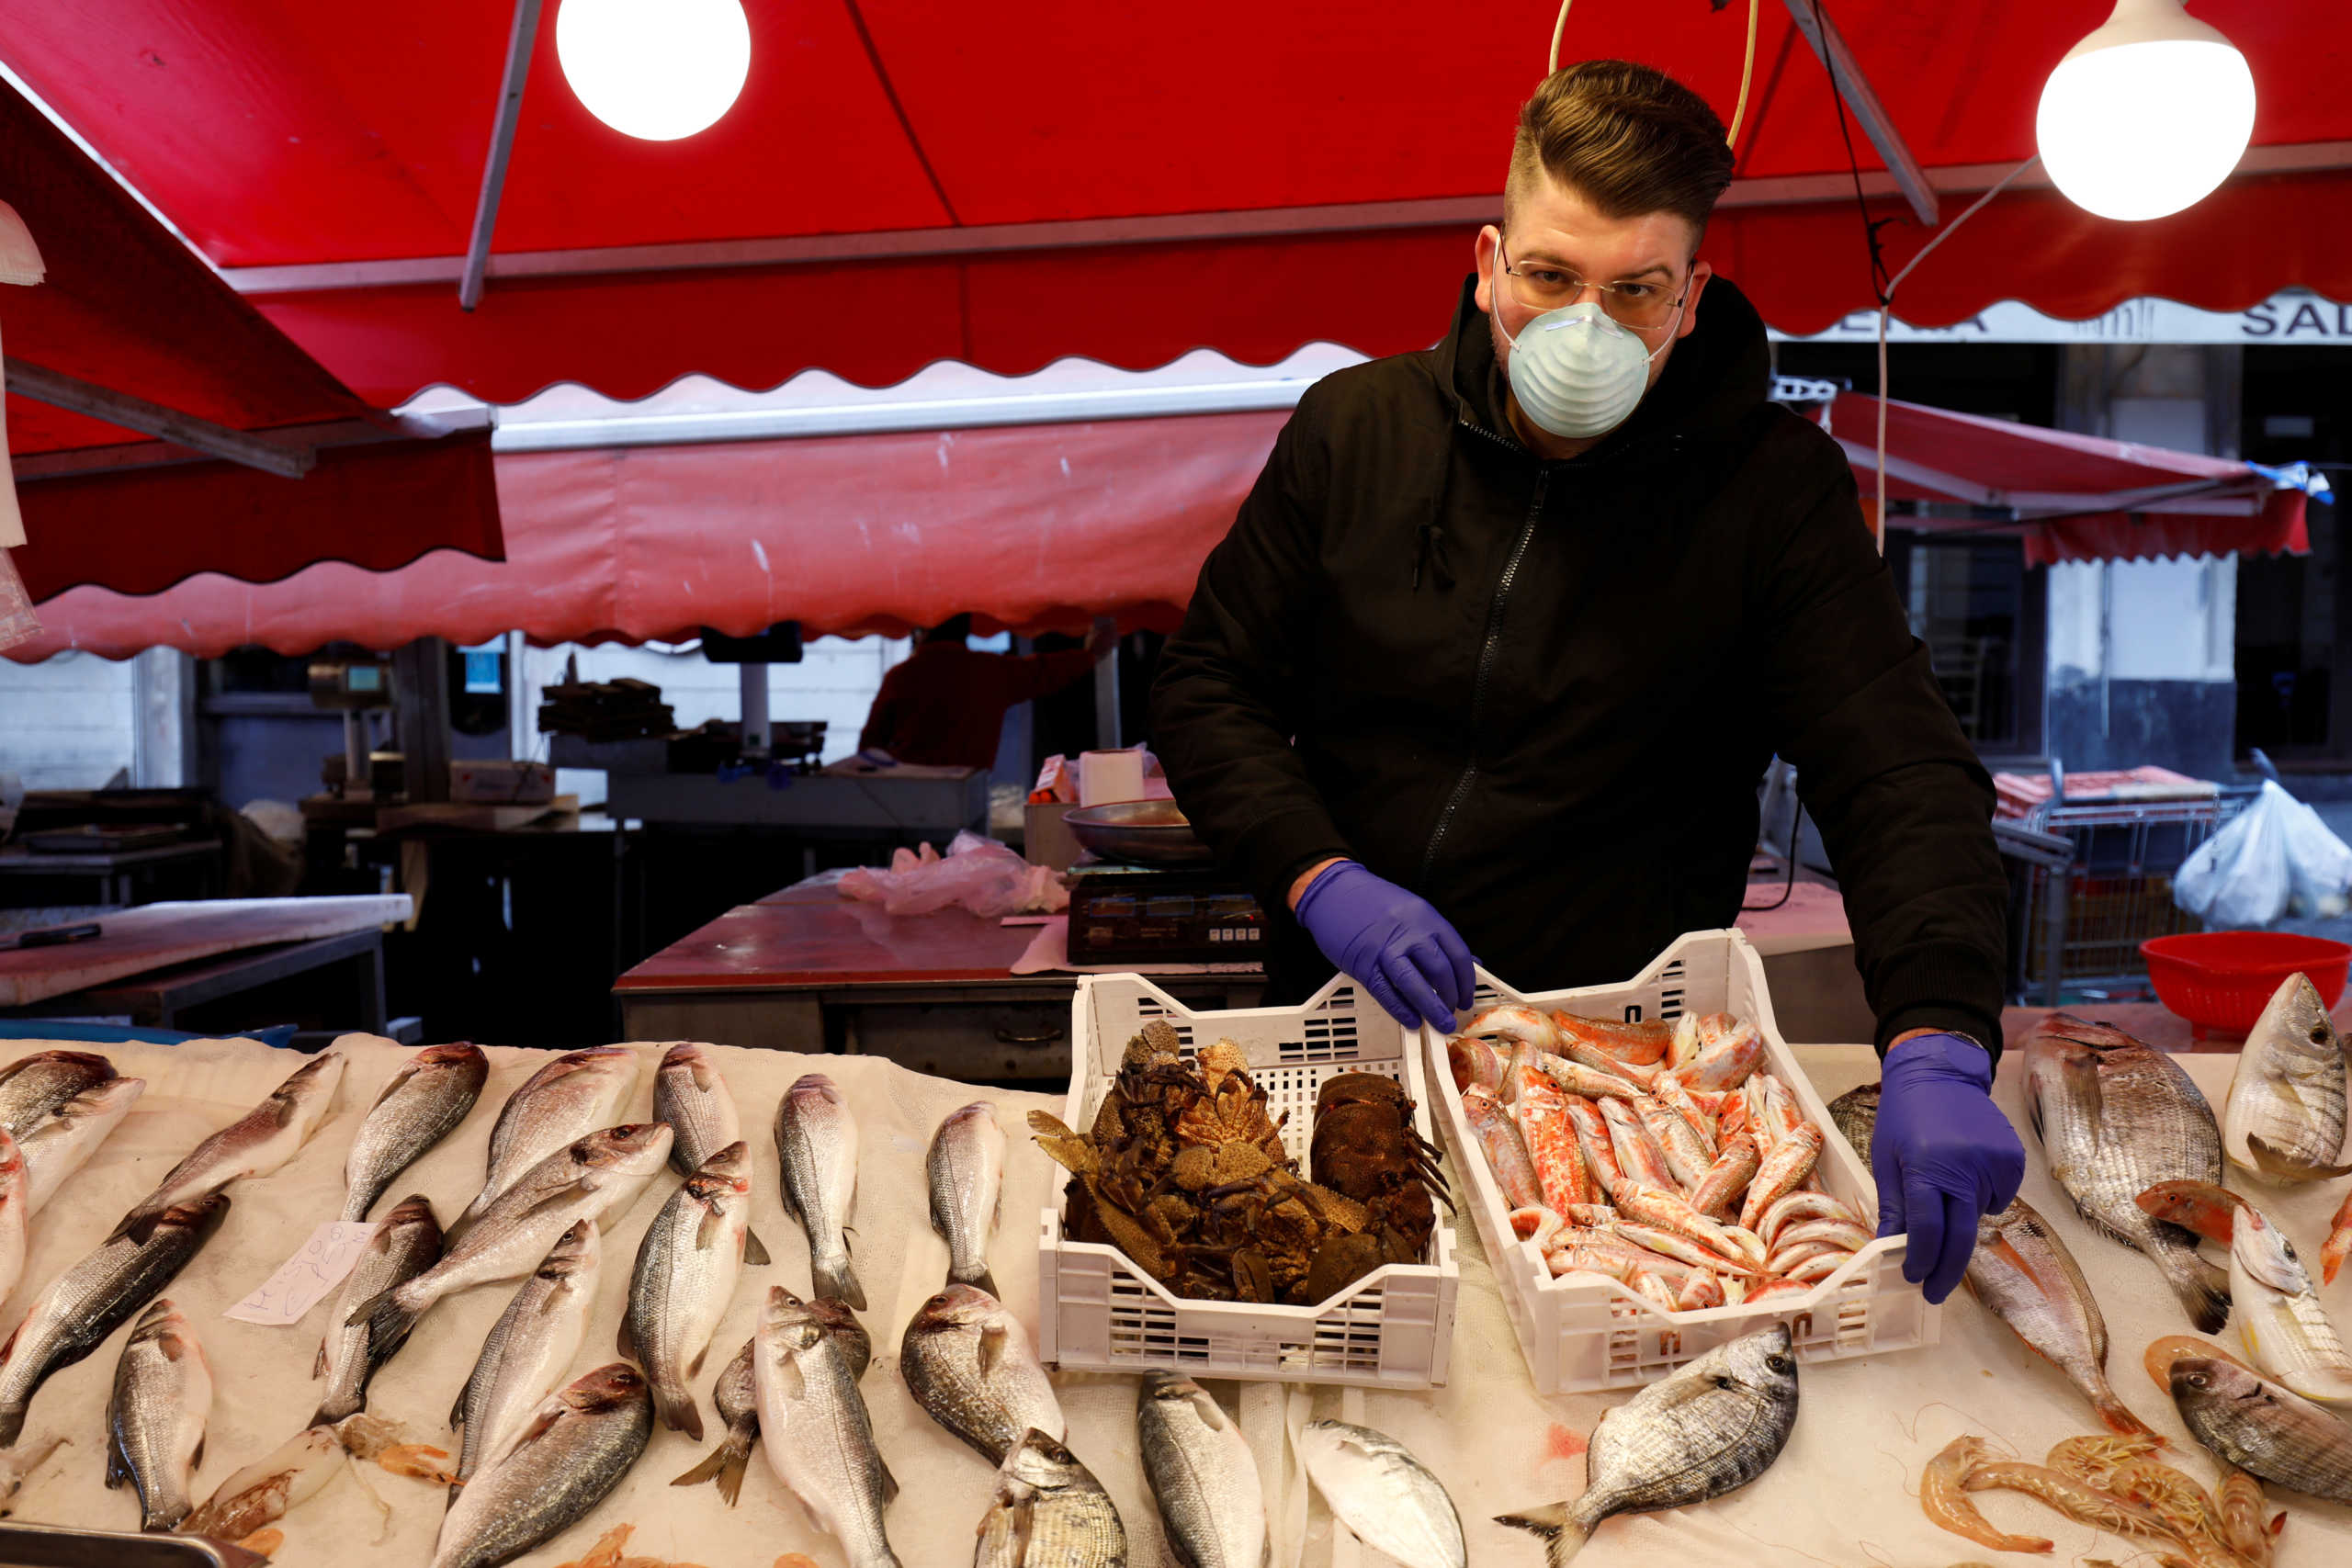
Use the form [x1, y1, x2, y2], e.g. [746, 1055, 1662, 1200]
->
[223, 1221, 379, 1326]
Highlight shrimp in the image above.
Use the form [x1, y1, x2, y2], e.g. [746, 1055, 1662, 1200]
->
[1922, 1437, 2053, 1555]
[1962, 1460, 2185, 1542]
[2046, 1433, 2165, 1489]
[2213, 1465, 2278, 1568]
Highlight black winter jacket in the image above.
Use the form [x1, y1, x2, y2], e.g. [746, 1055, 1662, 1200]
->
[1149, 273, 2009, 1054]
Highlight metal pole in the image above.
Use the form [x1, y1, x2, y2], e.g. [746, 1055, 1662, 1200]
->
[3, 360, 312, 477]
[1091, 617, 1121, 750]
[740, 660, 770, 757]
[460, 0, 544, 311]
[1782, 0, 1940, 227]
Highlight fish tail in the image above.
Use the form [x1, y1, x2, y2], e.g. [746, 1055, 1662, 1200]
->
[110, 1204, 162, 1247]
[653, 1379, 704, 1442]
[2158, 1246, 2232, 1336]
[348, 1285, 425, 1365]
[339, 1189, 373, 1225]
[814, 1249, 866, 1312]
[0, 1405, 24, 1450]
[953, 1263, 1000, 1298]
[671, 1433, 752, 1506]
[2092, 1388, 2161, 1440]
[1497, 1502, 1590, 1567]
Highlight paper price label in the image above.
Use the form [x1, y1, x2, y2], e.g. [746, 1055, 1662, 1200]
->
[223, 1221, 379, 1326]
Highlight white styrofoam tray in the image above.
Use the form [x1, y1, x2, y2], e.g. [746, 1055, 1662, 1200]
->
[1036, 971, 1457, 1388]
[1422, 928, 1936, 1393]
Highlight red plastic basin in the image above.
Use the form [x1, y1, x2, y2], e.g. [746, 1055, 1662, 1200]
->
[2141, 931, 2352, 1037]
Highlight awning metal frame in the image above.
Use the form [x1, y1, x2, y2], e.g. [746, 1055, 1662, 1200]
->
[3, 359, 314, 478]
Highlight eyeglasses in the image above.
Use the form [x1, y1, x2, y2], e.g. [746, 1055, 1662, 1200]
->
[1498, 242, 1687, 331]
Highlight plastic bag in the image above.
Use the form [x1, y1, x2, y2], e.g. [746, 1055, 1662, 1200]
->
[2171, 781, 2350, 928]
[837, 830, 1068, 918]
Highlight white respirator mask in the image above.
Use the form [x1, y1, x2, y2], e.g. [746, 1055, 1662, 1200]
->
[1497, 296, 1679, 441]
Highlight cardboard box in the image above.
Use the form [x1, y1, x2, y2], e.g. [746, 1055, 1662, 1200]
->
[1025, 801, 1084, 870]
[448, 760, 556, 805]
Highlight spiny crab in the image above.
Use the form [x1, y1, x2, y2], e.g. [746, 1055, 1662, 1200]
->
[1031, 1024, 1445, 1305]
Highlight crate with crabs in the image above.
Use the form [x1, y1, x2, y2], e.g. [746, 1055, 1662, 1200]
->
[1423, 928, 1936, 1393]
[1033, 972, 1458, 1388]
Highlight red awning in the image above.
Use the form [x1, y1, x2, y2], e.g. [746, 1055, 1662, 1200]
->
[0, 4, 2342, 408]
[6, 412, 1283, 662]
[1828, 391, 2317, 566]
[1, 67, 503, 600]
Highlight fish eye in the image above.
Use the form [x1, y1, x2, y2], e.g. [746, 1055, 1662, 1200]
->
[1765, 1353, 1793, 1374]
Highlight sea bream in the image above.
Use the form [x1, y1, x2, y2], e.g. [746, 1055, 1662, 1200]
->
[653, 1043, 769, 1264]
[976, 1430, 1126, 1568]
[671, 1293, 869, 1506]
[450, 1220, 600, 1496]
[0, 1050, 118, 1141]
[452, 1047, 638, 1235]
[114, 1050, 345, 1244]
[774, 1073, 865, 1310]
[1498, 1325, 1800, 1565]
[926, 1100, 1005, 1294]
[2170, 1355, 2352, 1504]
[1964, 1198, 2156, 1437]
[2222, 973, 2350, 1183]
[1137, 1373, 1267, 1568]
[2024, 1013, 2230, 1332]
[0, 1192, 229, 1447]
[430, 1363, 652, 1568]
[751, 1286, 899, 1568]
[899, 1283, 1064, 1464]
[1299, 1420, 1464, 1568]
[2136, 1179, 2352, 1405]
[105, 1297, 210, 1531]
[17, 1075, 143, 1215]
[311, 1192, 442, 1425]
[340, 1044, 487, 1223]
[623, 1140, 758, 1439]
[351, 1122, 670, 1359]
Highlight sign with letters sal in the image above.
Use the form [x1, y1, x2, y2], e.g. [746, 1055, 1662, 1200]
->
[1773, 290, 2352, 345]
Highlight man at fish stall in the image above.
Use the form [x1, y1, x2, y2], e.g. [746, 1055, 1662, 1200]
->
[1149, 61, 2021, 1303]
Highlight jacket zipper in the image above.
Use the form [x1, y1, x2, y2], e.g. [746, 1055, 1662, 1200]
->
[1419, 455, 1549, 884]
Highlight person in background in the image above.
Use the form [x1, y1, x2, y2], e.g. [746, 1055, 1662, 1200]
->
[857, 615, 1112, 770]
[1149, 62, 2019, 1305]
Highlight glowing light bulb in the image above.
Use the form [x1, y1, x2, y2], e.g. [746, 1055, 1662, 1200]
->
[2036, 0, 2255, 221]
[557, 0, 751, 142]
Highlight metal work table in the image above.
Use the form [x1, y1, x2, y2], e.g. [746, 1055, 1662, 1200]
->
[0, 840, 222, 908]
[614, 884, 1263, 1080]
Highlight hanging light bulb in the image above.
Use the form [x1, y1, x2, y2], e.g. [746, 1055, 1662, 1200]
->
[2036, 0, 2255, 221]
[557, 0, 752, 142]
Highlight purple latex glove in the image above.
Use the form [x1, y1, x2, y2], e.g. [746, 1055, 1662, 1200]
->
[1871, 1032, 2026, 1304]
[1292, 861, 1476, 1032]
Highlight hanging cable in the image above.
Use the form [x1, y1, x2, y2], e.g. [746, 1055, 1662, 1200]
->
[1549, 0, 1759, 152]
[1549, 0, 1572, 73]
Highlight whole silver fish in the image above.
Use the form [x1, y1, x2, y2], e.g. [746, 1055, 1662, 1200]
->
[0, 1192, 229, 1447]
[450, 1220, 600, 1496]
[115, 1050, 345, 1244]
[977, 1429, 1126, 1568]
[1825, 1081, 1879, 1165]
[342, 1044, 487, 1222]
[752, 1285, 899, 1568]
[623, 1141, 756, 1440]
[670, 1297, 869, 1507]
[312, 1193, 442, 1426]
[1966, 1199, 2154, 1438]
[181, 1423, 342, 1543]
[775, 1073, 864, 1310]
[106, 1297, 210, 1531]
[351, 1122, 670, 1359]
[453, 1047, 638, 1235]
[19, 1076, 144, 1216]
[1498, 1325, 1799, 1566]
[900, 1283, 1063, 1464]
[430, 1362, 652, 1568]
[928, 1101, 1005, 1294]
[2224, 974, 2350, 1183]
[2024, 1014, 2230, 1333]
[0, 1050, 118, 1141]
[652, 1043, 770, 1264]
[0, 1132, 25, 1316]
[1137, 1372, 1267, 1568]
[2171, 1355, 2352, 1502]
[1300, 1421, 1464, 1568]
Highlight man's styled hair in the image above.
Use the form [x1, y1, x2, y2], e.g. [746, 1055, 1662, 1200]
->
[1506, 61, 1736, 240]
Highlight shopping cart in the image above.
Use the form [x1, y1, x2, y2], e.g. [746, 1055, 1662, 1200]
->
[1998, 761, 2256, 1005]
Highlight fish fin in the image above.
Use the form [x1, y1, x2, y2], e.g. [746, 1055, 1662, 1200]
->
[773, 1348, 806, 1403]
[696, 1204, 723, 1252]
[655, 1382, 704, 1442]
[346, 1286, 424, 1367]
[1496, 1503, 1590, 1568]
[2094, 1390, 2160, 1439]
[104, 1432, 128, 1492]
[616, 1315, 636, 1362]
[192, 1435, 204, 1471]
[2158, 1247, 2233, 1336]
[878, 1458, 899, 1506]
[0, 1407, 25, 1450]
[743, 1227, 771, 1268]
[505, 1404, 563, 1455]
[978, 1317, 1009, 1379]
[813, 1253, 865, 1313]
[686, 1344, 708, 1379]
[313, 1337, 329, 1381]
[2246, 1134, 2352, 1183]
[671, 1435, 749, 1506]
[110, 1205, 162, 1247]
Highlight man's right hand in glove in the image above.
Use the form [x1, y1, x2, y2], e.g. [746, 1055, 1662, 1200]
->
[1289, 859, 1476, 1032]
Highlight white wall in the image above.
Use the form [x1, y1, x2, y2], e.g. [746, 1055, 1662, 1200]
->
[0, 649, 138, 790]
[517, 636, 910, 806]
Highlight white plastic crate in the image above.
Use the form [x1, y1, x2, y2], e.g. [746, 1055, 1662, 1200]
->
[1422, 929, 1937, 1394]
[1035, 972, 1458, 1388]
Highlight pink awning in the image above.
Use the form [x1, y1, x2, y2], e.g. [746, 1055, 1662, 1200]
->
[8, 412, 1283, 661]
